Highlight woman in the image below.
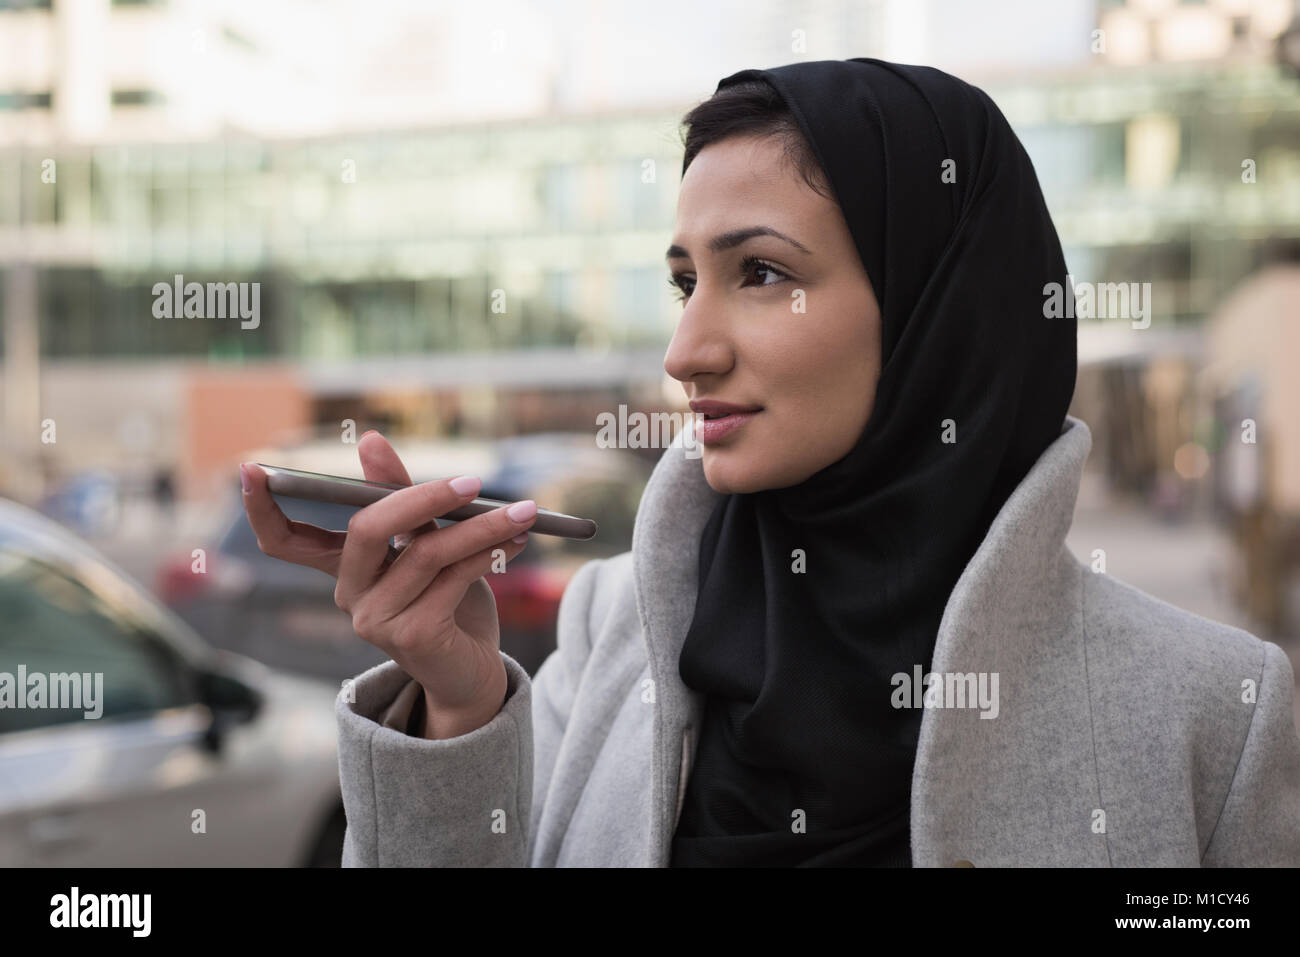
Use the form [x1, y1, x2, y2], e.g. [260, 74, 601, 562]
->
[238, 58, 1300, 866]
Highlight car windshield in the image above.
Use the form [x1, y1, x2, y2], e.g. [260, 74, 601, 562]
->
[0, 502, 215, 667]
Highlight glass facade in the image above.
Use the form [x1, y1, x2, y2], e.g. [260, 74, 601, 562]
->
[1, 115, 682, 359]
[1, 60, 1297, 360]
[985, 60, 1300, 326]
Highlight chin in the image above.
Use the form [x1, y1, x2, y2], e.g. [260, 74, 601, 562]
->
[700, 453, 767, 495]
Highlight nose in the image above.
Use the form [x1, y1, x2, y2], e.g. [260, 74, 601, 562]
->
[663, 296, 734, 386]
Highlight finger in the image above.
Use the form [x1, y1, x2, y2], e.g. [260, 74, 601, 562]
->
[370, 503, 535, 614]
[334, 475, 488, 608]
[240, 463, 347, 574]
[358, 430, 414, 486]
[358, 431, 438, 549]
[412, 533, 530, 627]
[358, 534, 530, 645]
[376, 499, 538, 611]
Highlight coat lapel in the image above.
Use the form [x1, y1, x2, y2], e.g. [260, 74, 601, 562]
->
[909, 416, 1110, 866]
[631, 415, 1102, 867]
[631, 427, 717, 866]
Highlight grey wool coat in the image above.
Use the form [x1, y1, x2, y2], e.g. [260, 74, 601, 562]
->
[334, 415, 1300, 866]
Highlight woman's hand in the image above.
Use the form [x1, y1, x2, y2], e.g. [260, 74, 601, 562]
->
[238, 431, 538, 738]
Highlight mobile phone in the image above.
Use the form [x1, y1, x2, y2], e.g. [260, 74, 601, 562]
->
[253, 464, 599, 540]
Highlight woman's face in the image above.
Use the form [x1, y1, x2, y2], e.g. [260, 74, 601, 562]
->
[664, 133, 883, 494]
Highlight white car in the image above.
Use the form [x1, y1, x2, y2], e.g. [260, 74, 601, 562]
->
[0, 497, 346, 866]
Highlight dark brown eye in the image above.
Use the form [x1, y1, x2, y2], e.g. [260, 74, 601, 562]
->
[667, 274, 694, 303]
[668, 256, 787, 305]
[739, 255, 788, 288]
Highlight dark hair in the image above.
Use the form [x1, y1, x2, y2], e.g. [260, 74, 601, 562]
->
[679, 79, 834, 201]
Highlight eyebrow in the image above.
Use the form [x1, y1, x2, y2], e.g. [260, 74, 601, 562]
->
[665, 226, 812, 261]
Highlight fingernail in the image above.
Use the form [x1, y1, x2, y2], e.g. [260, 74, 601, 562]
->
[239, 463, 251, 494]
[506, 499, 537, 522]
[512, 533, 528, 544]
[449, 475, 481, 496]
[361, 430, 377, 439]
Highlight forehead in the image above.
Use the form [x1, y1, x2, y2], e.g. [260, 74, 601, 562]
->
[674, 135, 825, 237]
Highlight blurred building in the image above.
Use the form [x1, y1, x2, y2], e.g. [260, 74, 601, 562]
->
[1096, 0, 1295, 66]
[971, 0, 1300, 500]
[0, 0, 560, 143]
[0, 101, 685, 498]
[1, 0, 1299, 509]
[1, 0, 323, 143]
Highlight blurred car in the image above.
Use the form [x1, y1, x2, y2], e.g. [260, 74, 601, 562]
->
[35, 469, 122, 538]
[481, 432, 647, 667]
[0, 497, 345, 867]
[159, 432, 651, 681]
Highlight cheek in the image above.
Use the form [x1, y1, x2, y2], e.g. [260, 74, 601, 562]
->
[758, 300, 875, 417]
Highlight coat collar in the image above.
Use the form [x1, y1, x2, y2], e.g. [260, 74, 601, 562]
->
[631, 414, 1095, 866]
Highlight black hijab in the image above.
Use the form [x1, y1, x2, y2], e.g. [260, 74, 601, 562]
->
[669, 58, 1077, 867]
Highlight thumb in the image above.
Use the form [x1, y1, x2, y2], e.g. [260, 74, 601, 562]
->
[358, 431, 438, 547]
[358, 430, 413, 486]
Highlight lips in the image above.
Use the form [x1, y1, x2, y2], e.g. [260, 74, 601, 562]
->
[688, 400, 763, 444]
[689, 399, 764, 419]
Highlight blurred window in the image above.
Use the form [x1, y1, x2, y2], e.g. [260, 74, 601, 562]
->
[0, 549, 196, 734]
[541, 163, 579, 230]
[111, 90, 166, 107]
[0, 91, 52, 110]
[615, 265, 667, 343]
[614, 157, 661, 228]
